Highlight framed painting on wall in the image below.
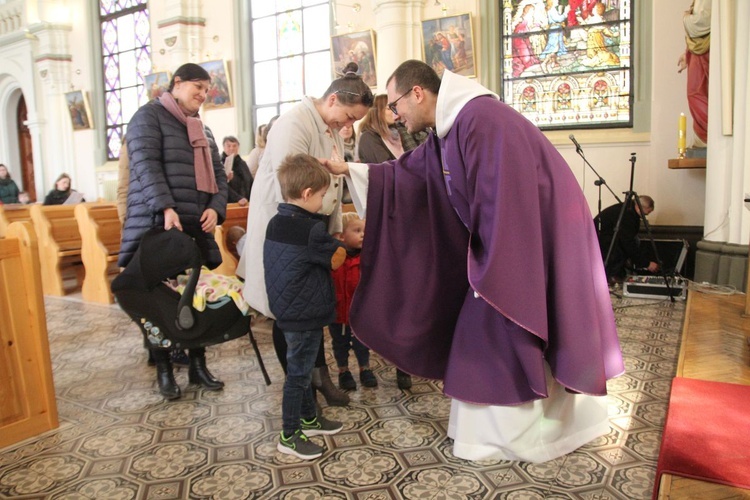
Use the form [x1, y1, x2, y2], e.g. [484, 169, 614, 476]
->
[144, 71, 170, 100]
[64, 90, 93, 130]
[199, 60, 233, 110]
[500, 0, 633, 130]
[421, 13, 475, 78]
[331, 30, 377, 87]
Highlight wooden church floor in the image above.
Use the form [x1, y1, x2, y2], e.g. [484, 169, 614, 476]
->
[657, 290, 750, 499]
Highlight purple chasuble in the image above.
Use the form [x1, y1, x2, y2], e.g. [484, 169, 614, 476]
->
[350, 96, 624, 406]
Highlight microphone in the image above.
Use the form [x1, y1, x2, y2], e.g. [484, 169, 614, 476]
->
[569, 134, 582, 153]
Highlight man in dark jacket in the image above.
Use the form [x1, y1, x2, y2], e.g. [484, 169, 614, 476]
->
[221, 136, 253, 205]
[594, 195, 659, 282]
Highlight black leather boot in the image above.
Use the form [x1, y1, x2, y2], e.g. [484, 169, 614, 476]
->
[155, 359, 181, 400]
[311, 366, 349, 406]
[188, 350, 224, 391]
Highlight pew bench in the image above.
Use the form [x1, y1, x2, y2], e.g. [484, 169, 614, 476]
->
[0, 221, 59, 448]
[75, 203, 121, 304]
[29, 204, 83, 296]
[214, 203, 248, 276]
[0, 204, 32, 238]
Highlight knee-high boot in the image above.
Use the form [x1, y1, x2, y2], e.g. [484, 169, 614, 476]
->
[311, 365, 349, 406]
[188, 349, 224, 390]
[155, 355, 181, 400]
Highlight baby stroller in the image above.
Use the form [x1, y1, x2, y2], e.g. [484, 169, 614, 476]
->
[112, 227, 270, 388]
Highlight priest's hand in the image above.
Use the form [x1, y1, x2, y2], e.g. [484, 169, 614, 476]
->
[320, 158, 349, 176]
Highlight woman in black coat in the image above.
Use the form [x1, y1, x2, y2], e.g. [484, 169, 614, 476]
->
[0, 164, 20, 204]
[43, 173, 84, 205]
[121, 63, 229, 400]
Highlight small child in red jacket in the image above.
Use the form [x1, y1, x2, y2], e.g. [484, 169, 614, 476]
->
[330, 212, 376, 390]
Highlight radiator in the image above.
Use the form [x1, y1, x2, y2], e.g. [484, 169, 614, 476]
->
[100, 178, 118, 202]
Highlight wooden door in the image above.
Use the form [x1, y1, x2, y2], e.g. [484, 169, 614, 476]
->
[17, 95, 36, 202]
[0, 222, 58, 448]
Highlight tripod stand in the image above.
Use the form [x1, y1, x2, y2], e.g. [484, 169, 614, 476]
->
[570, 134, 621, 230]
[605, 153, 675, 302]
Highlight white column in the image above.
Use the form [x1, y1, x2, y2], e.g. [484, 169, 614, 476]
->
[371, 0, 425, 92]
[158, 0, 205, 69]
[703, 0, 749, 245]
[33, 24, 74, 189]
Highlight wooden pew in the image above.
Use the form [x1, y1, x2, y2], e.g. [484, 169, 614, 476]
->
[0, 221, 59, 448]
[0, 204, 32, 238]
[29, 204, 84, 296]
[75, 203, 121, 304]
[213, 203, 248, 276]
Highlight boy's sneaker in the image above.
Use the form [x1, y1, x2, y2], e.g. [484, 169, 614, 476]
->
[338, 371, 356, 391]
[277, 430, 323, 460]
[360, 369, 378, 388]
[300, 415, 343, 436]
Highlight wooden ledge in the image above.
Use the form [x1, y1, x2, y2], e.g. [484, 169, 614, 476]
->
[668, 157, 706, 169]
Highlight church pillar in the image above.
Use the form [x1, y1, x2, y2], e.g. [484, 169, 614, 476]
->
[703, 0, 747, 245]
[157, 0, 205, 69]
[32, 23, 74, 191]
[370, 0, 425, 92]
[695, 0, 750, 287]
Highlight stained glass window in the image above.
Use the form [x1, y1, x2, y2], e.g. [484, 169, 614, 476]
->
[100, 0, 151, 159]
[250, 0, 331, 129]
[500, 0, 633, 130]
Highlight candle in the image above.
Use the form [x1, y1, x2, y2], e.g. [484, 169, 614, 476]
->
[678, 113, 687, 157]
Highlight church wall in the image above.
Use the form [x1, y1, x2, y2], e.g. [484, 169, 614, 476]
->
[0, 0, 706, 227]
[336, 0, 705, 227]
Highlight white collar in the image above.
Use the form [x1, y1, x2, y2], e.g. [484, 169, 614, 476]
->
[435, 70, 498, 138]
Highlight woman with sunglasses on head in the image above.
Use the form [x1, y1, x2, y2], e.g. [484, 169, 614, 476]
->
[238, 62, 373, 408]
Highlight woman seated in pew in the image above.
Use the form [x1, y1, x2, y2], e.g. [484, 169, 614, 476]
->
[0, 164, 20, 204]
[43, 173, 85, 205]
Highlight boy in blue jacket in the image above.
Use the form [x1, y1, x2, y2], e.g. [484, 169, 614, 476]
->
[264, 153, 346, 460]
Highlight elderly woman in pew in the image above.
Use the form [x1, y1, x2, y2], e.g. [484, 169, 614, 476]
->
[120, 63, 229, 400]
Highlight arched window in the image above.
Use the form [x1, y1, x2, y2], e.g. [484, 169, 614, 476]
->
[250, 0, 331, 128]
[99, 0, 152, 160]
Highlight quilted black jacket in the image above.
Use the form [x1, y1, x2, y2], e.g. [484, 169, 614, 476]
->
[264, 203, 343, 331]
[119, 99, 228, 268]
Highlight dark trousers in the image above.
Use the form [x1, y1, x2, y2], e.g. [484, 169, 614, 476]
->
[151, 346, 204, 362]
[329, 323, 370, 369]
[272, 321, 325, 374]
[281, 329, 321, 434]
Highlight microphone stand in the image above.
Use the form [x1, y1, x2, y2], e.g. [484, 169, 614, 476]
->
[573, 141, 621, 230]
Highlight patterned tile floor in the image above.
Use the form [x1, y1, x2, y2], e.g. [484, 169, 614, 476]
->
[0, 292, 685, 499]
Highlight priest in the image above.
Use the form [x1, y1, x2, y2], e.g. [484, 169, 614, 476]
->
[322, 60, 624, 463]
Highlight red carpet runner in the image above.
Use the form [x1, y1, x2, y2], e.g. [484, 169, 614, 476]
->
[653, 377, 750, 498]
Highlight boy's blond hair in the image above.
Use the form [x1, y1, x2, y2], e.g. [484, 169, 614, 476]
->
[277, 154, 331, 201]
[341, 211, 363, 230]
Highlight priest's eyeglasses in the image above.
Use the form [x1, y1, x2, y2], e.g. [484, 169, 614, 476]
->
[388, 88, 413, 115]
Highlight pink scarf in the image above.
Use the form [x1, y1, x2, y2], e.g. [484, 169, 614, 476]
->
[159, 92, 218, 194]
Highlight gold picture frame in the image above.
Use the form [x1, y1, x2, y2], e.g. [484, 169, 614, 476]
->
[198, 59, 233, 110]
[64, 90, 94, 130]
[330, 29, 377, 88]
[144, 71, 171, 101]
[421, 13, 476, 78]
